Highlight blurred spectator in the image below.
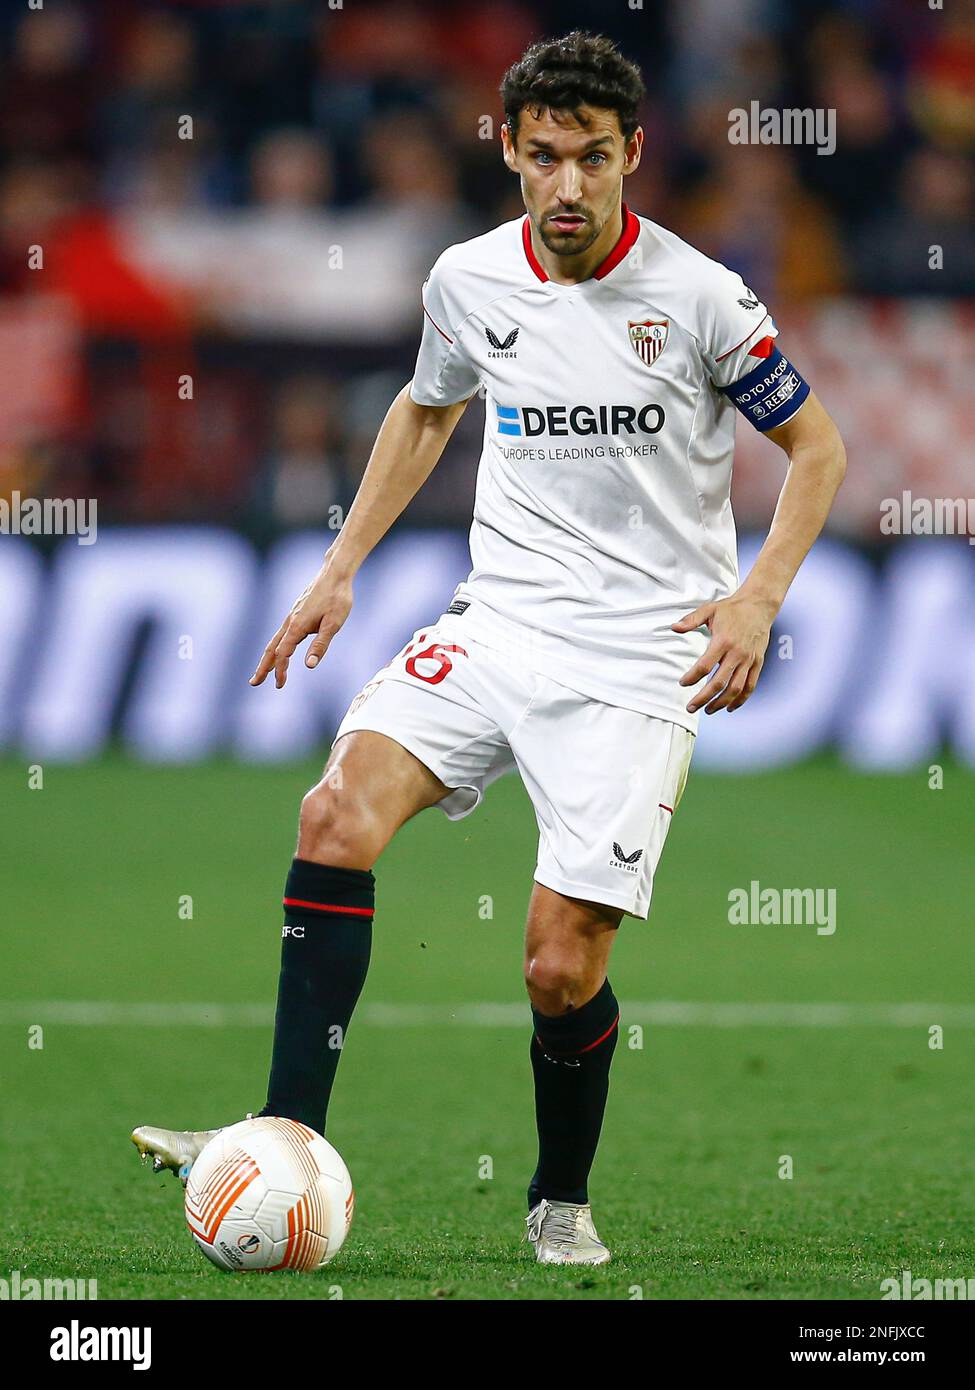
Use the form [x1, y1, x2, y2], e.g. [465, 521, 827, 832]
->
[98, 10, 228, 211]
[801, 16, 907, 231]
[250, 375, 345, 534]
[0, 158, 189, 336]
[251, 128, 333, 209]
[99, 9, 202, 159]
[853, 148, 975, 294]
[362, 109, 476, 256]
[907, 0, 975, 150]
[109, 142, 214, 216]
[669, 0, 771, 108]
[676, 144, 846, 301]
[0, 3, 94, 162]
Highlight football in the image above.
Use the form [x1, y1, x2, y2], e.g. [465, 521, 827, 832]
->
[184, 1116, 353, 1272]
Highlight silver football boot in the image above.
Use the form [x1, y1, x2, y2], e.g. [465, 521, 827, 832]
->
[526, 1198, 612, 1265]
[131, 1124, 224, 1185]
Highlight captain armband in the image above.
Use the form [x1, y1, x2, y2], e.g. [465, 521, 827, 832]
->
[720, 345, 810, 432]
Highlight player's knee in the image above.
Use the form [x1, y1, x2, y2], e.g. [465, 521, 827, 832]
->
[524, 950, 590, 1015]
[297, 781, 379, 869]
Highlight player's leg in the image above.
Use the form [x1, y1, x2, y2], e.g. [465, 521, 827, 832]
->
[523, 884, 622, 1265]
[511, 683, 696, 1262]
[134, 621, 517, 1179]
[259, 626, 519, 1137]
[258, 729, 451, 1132]
[132, 730, 449, 1177]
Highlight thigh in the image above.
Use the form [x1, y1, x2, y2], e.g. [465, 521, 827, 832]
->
[334, 622, 522, 821]
[323, 728, 454, 828]
[511, 684, 695, 920]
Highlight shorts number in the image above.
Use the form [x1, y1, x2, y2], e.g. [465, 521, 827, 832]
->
[403, 640, 468, 685]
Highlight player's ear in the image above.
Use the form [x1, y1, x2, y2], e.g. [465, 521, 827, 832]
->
[622, 127, 643, 175]
[501, 123, 518, 171]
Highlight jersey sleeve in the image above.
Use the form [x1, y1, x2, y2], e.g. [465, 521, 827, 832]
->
[408, 256, 482, 407]
[701, 270, 810, 433]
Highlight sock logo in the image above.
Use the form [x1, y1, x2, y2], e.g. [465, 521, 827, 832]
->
[541, 1051, 581, 1067]
[281, 923, 305, 938]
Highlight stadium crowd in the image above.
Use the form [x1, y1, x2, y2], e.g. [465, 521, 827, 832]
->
[0, 0, 972, 530]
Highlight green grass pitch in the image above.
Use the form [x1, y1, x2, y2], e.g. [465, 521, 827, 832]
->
[1, 753, 972, 1300]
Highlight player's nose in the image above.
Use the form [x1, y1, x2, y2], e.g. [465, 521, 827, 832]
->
[555, 169, 583, 205]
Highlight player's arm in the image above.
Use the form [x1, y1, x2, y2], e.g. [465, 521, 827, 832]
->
[250, 386, 470, 689]
[674, 391, 846, 714]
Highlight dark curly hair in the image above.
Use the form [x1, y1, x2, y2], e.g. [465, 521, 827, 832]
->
[501, 31, 644, 144]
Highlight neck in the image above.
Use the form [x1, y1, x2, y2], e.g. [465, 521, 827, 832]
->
[530, 202, 625, 285]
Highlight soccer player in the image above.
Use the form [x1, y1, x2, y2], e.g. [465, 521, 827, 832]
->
[133, 31, 846, 1265]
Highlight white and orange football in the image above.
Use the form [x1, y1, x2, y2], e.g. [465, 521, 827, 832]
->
[184, 1116, 354, 1272]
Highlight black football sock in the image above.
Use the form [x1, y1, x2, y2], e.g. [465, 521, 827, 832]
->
[260, 858, 374, 1134]
[528, 979, 620, 1209]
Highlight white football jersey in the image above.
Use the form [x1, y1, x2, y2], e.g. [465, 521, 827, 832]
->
[409, 205, 809, 732]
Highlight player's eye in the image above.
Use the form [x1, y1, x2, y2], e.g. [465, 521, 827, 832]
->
[585, 153, 607, 165]
[532, 152, 553, 165]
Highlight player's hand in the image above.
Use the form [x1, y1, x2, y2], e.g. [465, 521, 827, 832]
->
[672, 593, 775, 714]
[250, 566, 354, 690]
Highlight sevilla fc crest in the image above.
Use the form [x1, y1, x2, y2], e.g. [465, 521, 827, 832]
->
[628, 319, 669, 368]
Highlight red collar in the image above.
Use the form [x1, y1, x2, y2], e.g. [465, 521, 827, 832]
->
[522, 204, 640, 284]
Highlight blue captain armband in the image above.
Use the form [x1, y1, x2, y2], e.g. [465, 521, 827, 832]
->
[720, 345, 810, 432]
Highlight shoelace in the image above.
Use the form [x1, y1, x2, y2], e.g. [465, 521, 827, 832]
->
[526, 1202, 581, 1248]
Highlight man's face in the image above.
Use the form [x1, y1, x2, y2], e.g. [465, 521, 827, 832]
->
[502, 105, 642, 258]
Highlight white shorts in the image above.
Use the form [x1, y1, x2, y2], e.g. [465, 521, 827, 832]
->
[334, 616, 695, 919]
